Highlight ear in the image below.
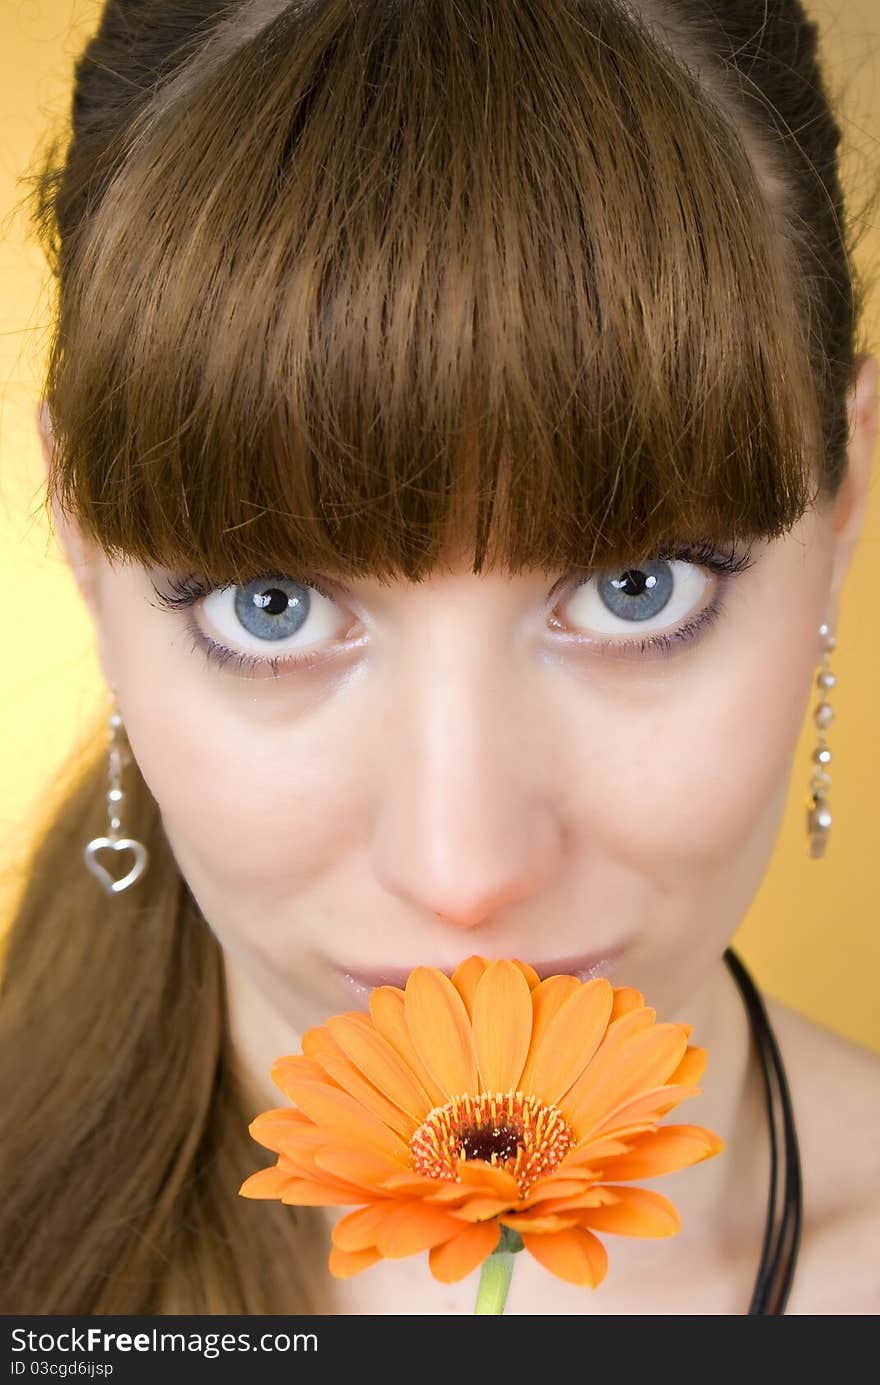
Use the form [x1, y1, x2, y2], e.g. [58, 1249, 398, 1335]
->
[36, 399, 103, 624]
[825, 354, 878, 621]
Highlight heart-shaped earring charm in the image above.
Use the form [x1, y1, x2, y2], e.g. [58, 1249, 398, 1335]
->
[83, 836, 149, 894]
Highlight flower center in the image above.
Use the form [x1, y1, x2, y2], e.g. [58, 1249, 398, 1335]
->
[410, 1090, 575, 1196]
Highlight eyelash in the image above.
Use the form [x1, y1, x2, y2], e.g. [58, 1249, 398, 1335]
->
[149, 541, 756, 679]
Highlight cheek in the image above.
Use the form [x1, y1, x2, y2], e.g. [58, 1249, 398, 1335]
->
[96, 572, 361, 898]
[171, 728, 344, 882]
[114, 679, 354, 895]
[567, 623, 820, 876]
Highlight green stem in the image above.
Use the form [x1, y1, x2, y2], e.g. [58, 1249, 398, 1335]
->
[473, 1227, 523, 1315]
[474, 1252, 515, 1314]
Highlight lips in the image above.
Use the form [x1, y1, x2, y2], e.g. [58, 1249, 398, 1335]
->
[335, 943, 628, 1008]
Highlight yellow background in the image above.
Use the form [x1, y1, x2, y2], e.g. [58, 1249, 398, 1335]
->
[2, 1, 878, 1048]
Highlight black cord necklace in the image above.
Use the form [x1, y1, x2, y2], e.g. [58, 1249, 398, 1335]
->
[723, 946, 803, 1314]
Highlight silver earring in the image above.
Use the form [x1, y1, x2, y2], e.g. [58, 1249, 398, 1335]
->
[83, 706, 149, 894]
[806, 622, 835, 859]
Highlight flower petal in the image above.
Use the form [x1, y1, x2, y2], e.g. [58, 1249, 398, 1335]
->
[429, 1221, 501, 1282]
[379, 1172, 455, 1197]
[520, 1227, 608, 1287]
[518, 1177, 598, 1208]
[275, 1145, 345, 1181]
[454, 1197, 518, 1222]
[500, 1211, 579, 1233]
[374, 1202, 467, 1258]
[238, 1164, 297, 1199]
[301, 1027, 417, 1138]
[667, 1044, 708, 1087]
[524, 1186, 621, 1216]
[271, 1054, 341, 1100]
[313, 1146, 408, 1191]
[575, 1184, 681, 1237]
[325, 1013, 433, 1122]
[593, 1124, 725, 1180]
[428, 1183, 502, 1208]
[399, 1160, 518, 1205]
[274, 1074, 409, 1162]
[404, 967, 478, 1098]
[369, 986, 448, 1107]
[248, 1108, 322, 1157]
[280, 1179, 369, 1206]
[415, 1180, 493, 1206]
[590, 1082, 701, 1138]
[562, 1136, 633, 1166]
[450, 956, 489, 1017]
[562, 1011, 685, 1138]
[332, 1202, 399, 1252]
[328, 1245, 382, 1278]
[472, 960, 533, 1092]
[339, 1198, 462, 1259]
[458, 1161, 520, 1199]
[609, 985, 646, 1020]
[515, 974, 584, 1105]
[591, 1022, 691, 1113]
[520, 977, 614, 1105]
[512, 959, 541, 990]
[278, 1150, 323, 1175]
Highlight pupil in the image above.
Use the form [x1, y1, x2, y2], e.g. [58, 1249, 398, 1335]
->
[460, 1122, 521, 1163]
[257, 588, 291, 615]
[619, 568, 647, 595]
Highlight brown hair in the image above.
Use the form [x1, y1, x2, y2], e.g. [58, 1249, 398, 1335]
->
[2, 0, 876, 1312]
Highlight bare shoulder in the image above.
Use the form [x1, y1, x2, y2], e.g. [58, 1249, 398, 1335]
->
[762, 993, 880, 1314]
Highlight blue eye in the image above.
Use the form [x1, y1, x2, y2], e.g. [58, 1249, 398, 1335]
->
[149, 570, 353, 679]
[598, 559, 676, 622]
[232, 577, 315, 641]
[549, 544, 756, 661]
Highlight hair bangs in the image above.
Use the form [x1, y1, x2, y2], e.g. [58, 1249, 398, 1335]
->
[39, 0, 824, 588]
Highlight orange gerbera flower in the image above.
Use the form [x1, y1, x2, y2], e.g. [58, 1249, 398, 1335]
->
[239, 957, 724, 1289]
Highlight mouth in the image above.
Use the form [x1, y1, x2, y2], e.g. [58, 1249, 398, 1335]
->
[334, 943, 629, 1009]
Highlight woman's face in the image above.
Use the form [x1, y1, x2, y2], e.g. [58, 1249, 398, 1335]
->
[39, 360, 876, 1098]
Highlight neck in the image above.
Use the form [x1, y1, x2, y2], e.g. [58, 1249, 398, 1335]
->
[661, 949, 771, 1228]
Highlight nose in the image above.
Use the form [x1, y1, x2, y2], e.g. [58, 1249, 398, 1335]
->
[371, 658, 563, 932]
